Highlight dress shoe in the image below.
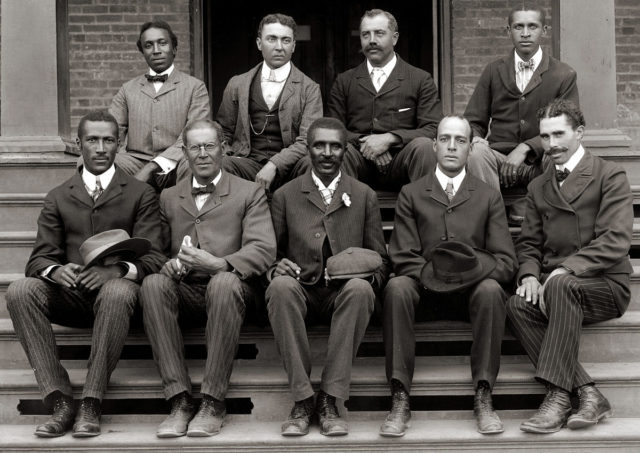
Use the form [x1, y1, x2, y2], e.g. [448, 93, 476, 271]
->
[520, 385, 572, 434]
[567, 384, 612, 430]
[473, 381, 504, 434]
[380, 379, 411, 437]
[187, 395, 226, 437]
[157, 392, 196, 438]
[72, 397, 101, 437]
[316, 390, 348, 436]
[281, 396, 315, 436]
[35, 392, 75, 438]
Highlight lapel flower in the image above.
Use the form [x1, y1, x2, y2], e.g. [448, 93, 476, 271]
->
[342, 193, 351, 207]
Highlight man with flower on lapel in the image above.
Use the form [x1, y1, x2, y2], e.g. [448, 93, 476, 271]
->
[266, 117, 389, 437]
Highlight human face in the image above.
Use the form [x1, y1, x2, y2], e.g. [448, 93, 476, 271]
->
[76, 121, 119, 176]
[508, 10, 546, 60]
[257, 22, 296, 69]
[433, 117, 472, 177]
[360, 14, 398, 67]
[539, 114, 583, 166]
[308, 128, 345, 185]
[183, 128, 223, 185]
[140, 27, 176, 73]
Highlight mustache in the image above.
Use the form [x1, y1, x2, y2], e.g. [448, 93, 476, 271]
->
[365, 44, 379, 51]
[545, 146, 568, 154]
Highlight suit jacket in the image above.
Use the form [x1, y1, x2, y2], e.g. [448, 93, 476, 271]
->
[26, 168, 165, 279]
[464, 50, 578, 160]
[327, 55, 443, 147]
[109, 69, 211, 162]
[516, 150, 633, 313]
[159, 171, 276, 279]
[389, 172, 516, 285]
[270, 171, 390, 287]
[216, 63, 322, 175]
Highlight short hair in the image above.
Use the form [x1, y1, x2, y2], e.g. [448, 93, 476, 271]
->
[508, 5, 546, 27]
[257, 13, 297, 39]
[537, 99, 585, 129]
[78, 110, 119, 139]
[360, 9, 399, 33]
[307, 117, 347, 147]
[438, 114, 473, 142]
[182, 119, 224, 146]
[136, 20, 178, 52]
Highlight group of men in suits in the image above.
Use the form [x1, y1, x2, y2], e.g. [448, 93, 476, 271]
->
[5, 2, 633, 443]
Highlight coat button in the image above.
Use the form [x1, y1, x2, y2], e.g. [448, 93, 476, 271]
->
[447, 209, 452, 213]
[153, 99, 159, 103]
[314, 233, 321, 238]
[520, 119, 525, 125]
[195, 219, 200, 224]
[440, 236, 447, 241]
[521, 96, 525, 101]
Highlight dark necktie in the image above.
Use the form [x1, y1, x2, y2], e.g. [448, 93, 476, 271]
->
[145, 74, 168, 83]
[191, 183, 215, 196]
[556, 168, 571, 182]
[518, 60, 535, 71]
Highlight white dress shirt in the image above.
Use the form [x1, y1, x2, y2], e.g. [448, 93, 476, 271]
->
[367, 54, 397, 92]
[514, 46, 542, 92]
[148, 64, 177, 174]
[311, 170, 341, 205]
[261, 61, 291, 109]
[192, 170, 223, 211]
[556, 145, 585, 187]
[435, 165, 466, 197]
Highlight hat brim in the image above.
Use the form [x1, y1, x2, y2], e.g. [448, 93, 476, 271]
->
[84, 238, 151, 268]
[420, 248, 497, 293]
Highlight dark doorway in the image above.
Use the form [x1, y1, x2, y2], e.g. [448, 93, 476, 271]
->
[203, 1, 438, 116]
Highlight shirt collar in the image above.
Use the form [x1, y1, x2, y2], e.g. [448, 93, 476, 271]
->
[514, 46, 542, 72]
[192, 170, 222, 188]
[367, 53, 397, 76]
[261, 61, 291, 82]
[435, 165, 466, 192]
[82, 164, 116, 190]
[556, 145, 585, 172]
[311, 170, 341, 192]
[149, 64, 174, 77]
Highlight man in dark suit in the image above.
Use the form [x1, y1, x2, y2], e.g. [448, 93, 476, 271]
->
[109, 20, 211, 190]
[506, 99, 633, 434]
[266, 117, 389, 437]
[380, 115, 516, 437]
[464, 6, 578, 224]
[139, 119, 276, 438]
[217, 13, 322, 191]
[6, 110, 165, 438]
[327, 9, 442, 190]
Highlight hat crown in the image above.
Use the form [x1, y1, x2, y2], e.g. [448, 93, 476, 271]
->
[432, 242, 479, 276]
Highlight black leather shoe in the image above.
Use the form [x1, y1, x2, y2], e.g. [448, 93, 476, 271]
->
[521, 385, 572, 434]
[72, 397, 101, 437]
[157, 392, 196, 438]
[187, 395, 226, 437]
[474, 381, 504, 434]
[567, 384, 612, 429]
[35, 392, 75, 438]
[281, 396, 315, 436]
[316, 390, 348, 436]
[379, 379, 411, 437]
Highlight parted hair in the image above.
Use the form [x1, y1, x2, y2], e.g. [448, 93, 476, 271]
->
[257, 13, 297, 39]
[537, 99, 585, 129]
[507, 5, 546, 26]
[137, 20, 178, 52]
[307, 117, 348, 147]
[182, 119, 224, 146]
[78, 110, 119, 139]
[360, 9, 399, 33]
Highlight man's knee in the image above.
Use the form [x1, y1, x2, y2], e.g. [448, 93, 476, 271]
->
[505, 294, 528, 318]
[97, 278, 139, 315]
[339, 278, 375, 313]
[383, 276, 418, 308]
[469, 278, 506, 310]
[266, 275, 304, 312]
[206, 272, 246, 313]
[140, 274, 175, 308]
[6, 277, 47, 316]
[543, 274, 579, 309]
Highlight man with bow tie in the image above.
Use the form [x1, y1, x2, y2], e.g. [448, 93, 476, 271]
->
[464, 6, 579, 225]
[109, 20, 211, 190]
[506, 99, 633, 434]
[217, 13, 322, 191]
[139, 119, 276, 438]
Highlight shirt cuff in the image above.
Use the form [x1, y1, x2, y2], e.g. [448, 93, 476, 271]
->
[120, 261, 139, 281]
[40, 265, 61, 282]
[152, 156, 177, 175]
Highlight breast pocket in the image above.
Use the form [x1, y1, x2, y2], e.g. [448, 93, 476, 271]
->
[391, 107, 415, 128]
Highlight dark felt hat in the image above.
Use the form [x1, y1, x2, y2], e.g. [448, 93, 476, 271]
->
[79, 229, 151, 268]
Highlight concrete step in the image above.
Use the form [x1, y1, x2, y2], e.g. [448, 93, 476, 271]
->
[0, 158, 76, 194]
[2, 418, 640, 452]
[0, 194, 46, 231]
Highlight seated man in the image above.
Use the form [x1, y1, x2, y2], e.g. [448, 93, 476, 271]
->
[139, 119, 276, 438]
[266, 117, 389, 436]
[381, 115, 516, 437]
[6, 110, 165, 438]
[217, 13, 322, 191]
[507, 99, 633, 434]
[109, 20, 211, 190]
[328, 9, 442, 190]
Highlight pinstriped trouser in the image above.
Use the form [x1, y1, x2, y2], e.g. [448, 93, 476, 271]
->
[506, 274, 621, 392]
[6, 277, 139, 401]
[139, 272, 252, 401]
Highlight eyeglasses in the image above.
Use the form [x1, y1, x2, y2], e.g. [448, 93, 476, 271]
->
[184, 143, 220, 153]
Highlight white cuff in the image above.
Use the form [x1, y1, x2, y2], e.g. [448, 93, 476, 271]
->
[152, 156, 177, 175]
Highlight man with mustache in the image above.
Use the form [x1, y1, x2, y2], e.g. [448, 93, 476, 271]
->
[266, 117, 389, 437]
[327, 9, 442, 190]
[506, 99, 633, 434]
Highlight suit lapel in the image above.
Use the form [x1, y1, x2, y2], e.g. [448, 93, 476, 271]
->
[198, 171, 228, 217]
[376, 56, 404, 97]
[497, 53, 520, 96]
[355, 61, 377, 96]
[425, 172, 449, 207]
[155, 69, 181, 97]
[177, 178, 199, 219]
[302, 171, 330, 213]
[523, 51, 549, 95]
[325, 175, 352, 216]
[448, 174, 473, 209]
[68, 172, 94, 208]
[239, 64, 260, 144]
[559, 150, 594, 204]
[279, 64, 300, 107]
[93, 169, 124, 208]
[542, 167, 574, 212]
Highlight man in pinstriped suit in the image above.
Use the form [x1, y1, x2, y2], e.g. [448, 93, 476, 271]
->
[506, 99, 633, 433]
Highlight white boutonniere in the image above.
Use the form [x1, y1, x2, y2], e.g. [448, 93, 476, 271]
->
[342, 193, 351, 207]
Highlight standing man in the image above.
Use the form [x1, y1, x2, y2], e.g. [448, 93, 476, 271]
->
[6, 110, 165, 438]
[328, 9, 442, 190]
[507, 99, 633, 434]
[266, 117, 389, 437]
[217, 13, 323, 191]
[139, 119, 276, 438]
[109, 20, 211, 190]
[381, 115, 516, 437]
[464, 5, 578, 224]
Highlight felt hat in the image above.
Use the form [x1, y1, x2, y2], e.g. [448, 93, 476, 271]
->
[79, 229, 151, 268]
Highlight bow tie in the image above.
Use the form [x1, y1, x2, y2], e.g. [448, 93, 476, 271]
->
[191, 183, 215, 196]
[145, 74, 168, 83]
[556, 168, 571, 182]
[518, 60, 535, 71]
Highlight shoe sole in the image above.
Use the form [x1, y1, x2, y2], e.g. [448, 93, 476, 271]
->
[567, 409, 613, 430]
[321, 430, 348, 437]
[71, 431, 100, 438]
[379, 430, 406, 437]
[157, 431, 187, 438]
[520, 423, 564, 434]
[282, 430, 309, 437]
[186, 429, 221, 437]
[478, 427, 505, 435]
[35, 431, 67, 438]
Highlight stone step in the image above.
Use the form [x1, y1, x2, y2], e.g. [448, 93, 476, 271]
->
[0, 194, 46, 231]
[0, 158, 76, 194]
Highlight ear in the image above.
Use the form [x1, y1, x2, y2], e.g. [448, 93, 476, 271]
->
[542, 25, 548, 36]
[575, 125, 585, 142]
[76, 136, 81, 148]
[256, 37, 262, 51]
[505, 25, 511, 36]
[392, 32, 399, 46]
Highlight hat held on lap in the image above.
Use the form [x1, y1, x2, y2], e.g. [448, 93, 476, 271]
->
[421, 241, 496, 293]
[79, 229, 151, 267]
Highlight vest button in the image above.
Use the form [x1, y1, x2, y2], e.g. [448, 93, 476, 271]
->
[314, 233, 321, 238]
[195, 219, 200, 224]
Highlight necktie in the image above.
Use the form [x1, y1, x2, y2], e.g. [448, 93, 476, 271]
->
[268, 69, 277, 82]
[191, 183, 216, 196]
[518, 60, 535, 71]
[445, 180, 455, 202]
[556, 168, 571, 182]
[92, 177, 104, 202]
[371, 68, 386, 92]
[145, 74, 168, 83]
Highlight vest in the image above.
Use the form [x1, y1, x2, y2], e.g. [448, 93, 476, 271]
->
[248, 72, 284, 163]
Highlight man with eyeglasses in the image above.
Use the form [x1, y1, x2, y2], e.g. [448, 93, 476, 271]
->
[139, 119, 276, 438]
[217, 13, 322, 191]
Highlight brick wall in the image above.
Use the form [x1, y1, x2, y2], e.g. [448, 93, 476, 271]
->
[68, 0, 192, 136]
[615, 0, 640, 149]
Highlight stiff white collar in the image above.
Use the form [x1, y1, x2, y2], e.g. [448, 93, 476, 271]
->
[261, 61, 291, 82]
[311, 170, 341, 191]
[82, 165, 115, 191]
[556, 145, 585, 172]
[435, 166, 466, 193]
[367, 53, 397, 75]
[149, 64, 174, 77]
[192, 170, 222, 188]
[514, 46, 542, 73]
